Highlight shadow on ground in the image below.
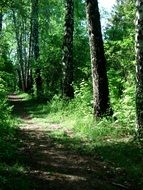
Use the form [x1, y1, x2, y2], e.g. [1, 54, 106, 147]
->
[0, 96, 142, 190]
[1, 128, 143, 190]
[8, 95, 48, 119]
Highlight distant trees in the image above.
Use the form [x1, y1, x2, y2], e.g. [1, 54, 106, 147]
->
[11, 0, 42, 96]
[12, 1, 32, 92]
[62, 0, 74, 99]
[135, 0, 143, 140]
[86, 0, 112, 118]
[105, 0, 135, 98]
[0, 4, 15, 92]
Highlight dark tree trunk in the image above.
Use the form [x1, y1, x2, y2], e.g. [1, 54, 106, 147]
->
[0, 11, 2, 33]
[23, 20, 29, 92]
[86, 0, 112, 118]
[17, 69, 23, 90]
[27, 13, 34, 93]
[31, 0, 42, 98]
[135, 0, 143, 140]
[62, 0, 74, 99]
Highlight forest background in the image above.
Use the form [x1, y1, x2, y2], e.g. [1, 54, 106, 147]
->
[0, 0, 143, 189]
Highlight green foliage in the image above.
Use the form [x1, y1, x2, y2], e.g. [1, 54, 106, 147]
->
[112, 74, 135, 127]
[105, 0, 135, 88]
[0, 37, 16, 91]
[48, 80, 92, 117]
[0, 80, 21, 190]
[0, 48, 16, 181]
[0, 38, 15, 129]
[103, 0, 136, 130]
[0, 77, 12, 127]
[29, 79, 134, 142]
[0, 0, 142, 188]
[2, 0, 90, 97]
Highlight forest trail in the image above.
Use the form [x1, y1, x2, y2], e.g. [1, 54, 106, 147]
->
[8, 95, 129, 190]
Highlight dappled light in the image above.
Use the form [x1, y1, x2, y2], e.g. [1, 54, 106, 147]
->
[0, 95, 141, 189]
[0, 0, 143, 189]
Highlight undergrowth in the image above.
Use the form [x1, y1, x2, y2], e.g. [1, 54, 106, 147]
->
[0, 77, 24, 189]
[34, 80, 136, 144]
[0, 80, 142, 189]
[27, 81, 142, 188]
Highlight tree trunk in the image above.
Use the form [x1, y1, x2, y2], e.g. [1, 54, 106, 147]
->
[31, 0, 42, 98]
[12, 10, 26, 92]
[27, 11, 34, 93]
[62, 0, 74, 99]
[135, 0, 143, 140]
[86, 0, 112, 118]
[0, 10, 2, 33]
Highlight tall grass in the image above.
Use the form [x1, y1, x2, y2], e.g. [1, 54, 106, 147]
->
[36, 80, 136, 144]
[38, 81, 142, 188]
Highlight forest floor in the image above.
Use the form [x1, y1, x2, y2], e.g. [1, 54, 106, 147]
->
[2, 94, 142, 190]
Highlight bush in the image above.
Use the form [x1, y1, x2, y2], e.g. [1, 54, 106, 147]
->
[0, 77, 12, 128]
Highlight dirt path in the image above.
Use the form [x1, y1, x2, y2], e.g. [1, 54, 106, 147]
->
[8, 95, 130, 190]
